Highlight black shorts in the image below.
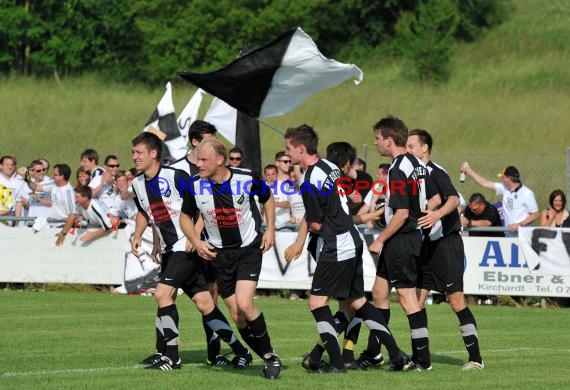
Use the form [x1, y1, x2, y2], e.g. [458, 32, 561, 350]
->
[379, 229, 422, 289]
[419, 232, 464, 294]
[311, 247, 365, 300]
[202, 259, 217, 284]
[159, 251, 209, 297]
[212, 236, 262, 299]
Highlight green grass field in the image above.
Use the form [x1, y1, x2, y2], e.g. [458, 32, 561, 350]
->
[1, 291, 569, 389]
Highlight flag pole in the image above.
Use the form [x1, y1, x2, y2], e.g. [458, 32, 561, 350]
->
[256, 118, 285, 136]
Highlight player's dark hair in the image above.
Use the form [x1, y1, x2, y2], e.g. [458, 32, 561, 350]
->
[326, 142, 357, 170]
[131, 132, 163, 161]
[373, 115, 408, 147]
[284, 124, 319, 155]
[75, 185, 92, 200]
[409, 128, 433, 154]
[188, 120, 217, 144]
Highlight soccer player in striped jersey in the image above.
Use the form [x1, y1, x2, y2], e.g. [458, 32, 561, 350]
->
[407, 129, 484, 370]
[130, 132, 249, 371]
[180, 139, 282, 379]
[284, 125, 409, 373]
[168, 120, 230, 366]
[368, 116, 432, 371]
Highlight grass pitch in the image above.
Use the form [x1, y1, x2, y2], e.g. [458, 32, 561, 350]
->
[0, 290, 569, 389]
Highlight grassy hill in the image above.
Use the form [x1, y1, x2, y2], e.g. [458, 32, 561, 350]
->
[1, 0, 568, 207]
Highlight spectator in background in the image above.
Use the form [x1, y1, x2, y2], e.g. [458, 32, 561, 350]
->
[75, 166, 91, 189]
[352, 157, 373, 200]
[270, 154, 294, 230]
[70, 185, 113, 243]
[460, 162, 540, 235]
[81, 149, 115, 204]
[228, 147, 244, 168]
[360, 163, 390, 229]
[540, 190, 568, 227]
[0, 183, 14, 219]
[461, 193, 504, 237]
[0, 155, 24, 208]
[39, 158, 51, 180]
[287, 165, 305, 224]
[23, 163, 76, 235]
[14, 159, 53, 226]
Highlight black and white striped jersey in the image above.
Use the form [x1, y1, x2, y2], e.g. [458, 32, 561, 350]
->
[181, 167, 270, 249]
[131, 166, 189, 252]
[301, 159, 362, 262]
[426, 161, 461, 239]
[78, 198, 111, 231]
[385, 152, 428, 233]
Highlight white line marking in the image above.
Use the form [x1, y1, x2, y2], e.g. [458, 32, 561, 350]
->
[2, 348, 569, 377]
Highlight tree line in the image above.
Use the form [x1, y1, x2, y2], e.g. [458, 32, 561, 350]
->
[0, 0, 509, 84]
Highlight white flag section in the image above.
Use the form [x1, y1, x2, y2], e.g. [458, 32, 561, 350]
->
[204, 97, 238, 145]
[143, 82, 187, 160]
[518, 227, 570, 275]
[177, 88, 205, 144]
[259, 28, 363, 118]
[178, 27, 363, 119]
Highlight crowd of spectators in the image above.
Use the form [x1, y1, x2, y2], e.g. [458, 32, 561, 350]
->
[1, 146, 568, 299]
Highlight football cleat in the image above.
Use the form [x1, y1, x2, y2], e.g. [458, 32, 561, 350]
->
[344, 360, 365, 371]
[321, 362, 347, 374]
[232, 352, 253, 369]
[139, 352, 162, 367]
[207, 354, 231, 367]
[145, 355, 182, 370]
[263, 354, 282, 380]
[387, 350, 411, 372]
[301, 354, 323, 373]
[356, 351, 385, 369]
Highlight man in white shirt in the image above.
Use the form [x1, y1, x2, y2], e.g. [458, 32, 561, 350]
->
[23, 163, 76, 236]
[14, 160, 54, 225]
[460, 163, 540, 234]
[0, 155, 24, 205]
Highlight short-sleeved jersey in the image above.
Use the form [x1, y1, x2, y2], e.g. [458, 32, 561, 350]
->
[301, 159, 362, 262]
[42, 182, 76, 220]
[494, 182, 538, 226]
[181, 167, 269, 249]
[78, 198, 112, 230]
[426, 161, 461, 240]
[132, 166, 189, 252]
[385, 152, 428, 233]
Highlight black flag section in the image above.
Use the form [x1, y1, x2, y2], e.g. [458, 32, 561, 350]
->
[177, 29, 295, 118]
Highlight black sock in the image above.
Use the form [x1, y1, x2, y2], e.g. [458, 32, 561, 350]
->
[158, 304, 179, 361]
[333, 311, 349, 334]
[204, 307, 248, 356]
[246, 312, 274, 359]
[308, 342, 325, 361]
[155, 308, 166, 354]
[408, 310, 430, 368]
[238, 326, 261, 357]
[311, 306, 343, 368]
[342, 316, 362, 362]
[357, 301, 399, 359]
[456, 307, 482, 363]
[202, 314, 221, 360]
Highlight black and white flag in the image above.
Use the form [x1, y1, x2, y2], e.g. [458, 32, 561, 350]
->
[178, 27, 363, 119]
[143, 82, 187, 162]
